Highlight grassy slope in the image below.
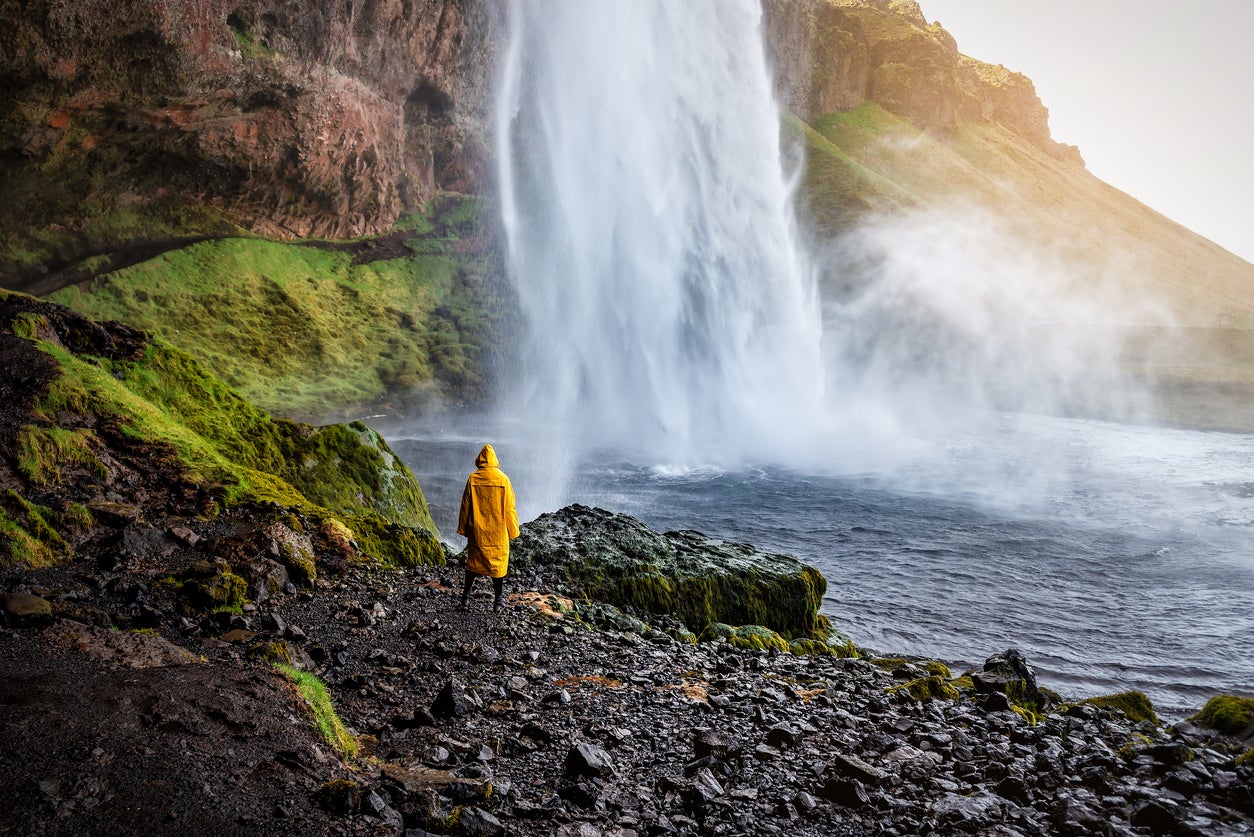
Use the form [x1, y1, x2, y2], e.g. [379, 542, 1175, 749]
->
[797, 102, 1254, 430]
[49, 194, 510, 422]
[1, 290, 441, 567]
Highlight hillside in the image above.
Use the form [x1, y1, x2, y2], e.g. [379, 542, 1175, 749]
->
[762, 0, 1254, 429]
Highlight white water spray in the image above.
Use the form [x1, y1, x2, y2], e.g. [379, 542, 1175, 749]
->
[495, 0, 826, 476]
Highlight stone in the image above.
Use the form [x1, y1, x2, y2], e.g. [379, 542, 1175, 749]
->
[0, 592, 53, 627]
[824, 753, 887, 787]
[766, 723, 800, 748]
[1130, 799, 1182, 833]
[431, 679, 473, 718]
[167, 525, 200, 547]
[693, 728, 740, 760]
[817, 777, 871, 807]
[565, 742, 614, 779]
[456, 806, 505, 836]
[510, 505, 828, 639]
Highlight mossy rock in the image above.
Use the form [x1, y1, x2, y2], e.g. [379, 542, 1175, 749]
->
[1078, 691, 1161, 727]
[185, 570, 247, 611]
[1237, 748, 1254, 768]
[510, 505, 829, 640]
[702, 622, 791, 653]
[1190, 694, 1254, 737]
[887, 675, 960, 702]
[789, 635, 861, 658]
[247, 640, 293, 666]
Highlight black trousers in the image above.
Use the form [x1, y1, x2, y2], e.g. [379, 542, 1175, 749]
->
[461, 571, 504, 603]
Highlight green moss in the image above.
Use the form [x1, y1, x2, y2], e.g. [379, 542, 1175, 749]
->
[16, 425, 108, 486]
[13, 305, 438, 540]
[276, 664, 358, 757]
[950, 675, 975, 691]
[189, 571, 247, 611]
[50, 194, 510, 419]
[10, 312, 45, 340]
[925, 661, 952, 679]
[248, 641, 293, 666]
[1237, 748, 1254, 768]
[1190, 694, 1254, 736]
[347, 512, 445, 568]
[0, 491, 65, 567]
[703, 623, 791, 653]
[1117, 732, 1155, 760]
[227, 15, 278, 60]
[1010, 704, 1044, 726]
[868, 657, 907, 671]
[887, 675, 960, 702]
[1079, 691, 1161, 727]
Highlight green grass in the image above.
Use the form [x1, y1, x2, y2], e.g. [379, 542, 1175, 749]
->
[50, 195, 508, 420]
[275, 664, 358, 757]
[2, 288, 444, 567]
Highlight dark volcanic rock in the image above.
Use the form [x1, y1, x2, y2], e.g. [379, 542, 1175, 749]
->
[510, 504, 829, 639]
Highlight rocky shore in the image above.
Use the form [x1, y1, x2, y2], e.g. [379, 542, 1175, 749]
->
[3, 503, 1253, 837]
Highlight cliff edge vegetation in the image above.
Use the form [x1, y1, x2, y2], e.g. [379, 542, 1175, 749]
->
[0, 289, 442, 569]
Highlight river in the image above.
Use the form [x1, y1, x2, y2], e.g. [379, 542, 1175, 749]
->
[389, 412, 1254, 720]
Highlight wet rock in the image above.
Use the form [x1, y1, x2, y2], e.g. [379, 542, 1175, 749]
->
[693, 728, 740, 760]
[817, 776, 871, 807]
[975, 648, 1047, 708]
[431, 679, 474, 718]
[1130, 798, 1183, 833]
[823, 752, 887, 787]
[566, 742, 614, 779]
[932, 791, 1003, 826]
[766, 722, 799, 748]
[456, 806, 505, 836]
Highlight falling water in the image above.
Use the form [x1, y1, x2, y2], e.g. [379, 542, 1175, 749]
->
[494, 0, 826, 479]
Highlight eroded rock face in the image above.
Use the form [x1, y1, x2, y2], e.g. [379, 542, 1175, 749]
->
[2, 0, 493, 241]
[761, 0, 1080, 161]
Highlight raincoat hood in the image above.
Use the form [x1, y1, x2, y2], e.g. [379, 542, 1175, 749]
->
[476, 444, 499, 469]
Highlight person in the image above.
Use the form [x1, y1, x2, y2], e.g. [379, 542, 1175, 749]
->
[456, 443, 520, 613]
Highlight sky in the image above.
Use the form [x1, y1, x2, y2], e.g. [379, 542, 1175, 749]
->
[917, 0, 1254, 265]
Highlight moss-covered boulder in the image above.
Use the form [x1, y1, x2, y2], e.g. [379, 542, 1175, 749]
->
[1191, 694, 1254, 738]
[0, 290, 442, 568]
[510, 504, 831, 640]
[887, 675, 960, 703]
[1078, 691, 1161, 727]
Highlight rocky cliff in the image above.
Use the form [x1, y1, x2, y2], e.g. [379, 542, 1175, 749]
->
[1, 0, 494, 287]
[761, 0, 1079, 161]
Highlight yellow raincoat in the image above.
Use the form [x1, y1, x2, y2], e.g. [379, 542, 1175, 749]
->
[457, 444, 520, 578]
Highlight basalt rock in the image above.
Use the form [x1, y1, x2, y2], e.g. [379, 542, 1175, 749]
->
[509, 504, 830, 640]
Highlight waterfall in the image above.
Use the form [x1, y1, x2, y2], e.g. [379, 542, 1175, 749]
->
[494, 0, 827, 473]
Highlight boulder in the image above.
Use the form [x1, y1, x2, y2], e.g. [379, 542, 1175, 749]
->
[0, 592, 53, 627]
[510, 505, 829, 639]
[565, 742, 614, 779]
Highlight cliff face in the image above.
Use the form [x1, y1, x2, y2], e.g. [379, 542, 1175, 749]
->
[761, 0, 1079, 161]
[1, 0, 493, 282]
